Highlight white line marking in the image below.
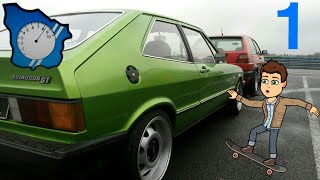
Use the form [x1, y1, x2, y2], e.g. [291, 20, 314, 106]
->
[29, 60, 36, 67]
[283, 88, 320, 94]
[35, 59, 43, 67]
[303, 76, 320, 178]
[55, 26, 64, 39]
[290, 72, 320, 75]
[303, 76, 309, 88]
[52, 23, 58, 32]
[290, 75, 320, 78]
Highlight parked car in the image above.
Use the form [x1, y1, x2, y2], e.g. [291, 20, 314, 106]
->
[0, 10, 243, 180]
[209, 35, 267, 95]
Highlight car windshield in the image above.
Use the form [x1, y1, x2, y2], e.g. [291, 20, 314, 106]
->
[210, 37, 243, 52]
[0, 12, 123, 50]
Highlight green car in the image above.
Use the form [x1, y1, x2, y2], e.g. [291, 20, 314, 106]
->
[0, 10, 243, 179]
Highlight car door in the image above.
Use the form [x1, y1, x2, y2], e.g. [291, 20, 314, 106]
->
[248, 38, 264, 70]
[252, 39, 265, 69]
[181, 26, 234, 118]
[142, 18, 202, 134]
[204, 35, 236, 92]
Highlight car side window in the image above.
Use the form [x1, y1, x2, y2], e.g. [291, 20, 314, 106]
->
[182, 27, 215, 62]
[248, 39, 258, 54]
[204, 37, 218, 55]
[143, 20, 188, 61]
[252, 40, 261, 54]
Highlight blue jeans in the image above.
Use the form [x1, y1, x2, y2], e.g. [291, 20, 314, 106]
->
[247, 124, 280, 159]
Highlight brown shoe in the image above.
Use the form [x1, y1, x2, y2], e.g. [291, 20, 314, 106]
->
[264, 158, 276, 166]
[241, 145, 254, 153]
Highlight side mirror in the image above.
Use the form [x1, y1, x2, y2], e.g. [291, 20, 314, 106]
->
[261, 50, 268, 55]
[215, 53, 226, 63]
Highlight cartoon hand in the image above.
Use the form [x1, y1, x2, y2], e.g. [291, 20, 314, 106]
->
[227, 89, 238, 99]
[309, 106, 320, 117]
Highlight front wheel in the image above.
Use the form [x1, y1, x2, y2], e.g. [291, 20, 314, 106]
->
[128, 110, 173, 180]
[249, 70, 258, 96]
[228, 80, 243, 115]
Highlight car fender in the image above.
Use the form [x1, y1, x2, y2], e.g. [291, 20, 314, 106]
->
[236, 72, 244, 86]
[231, 65, 244, 87]
[125, 97, 177, 131]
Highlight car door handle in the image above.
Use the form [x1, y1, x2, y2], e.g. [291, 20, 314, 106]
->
[200, 66, 210, 73]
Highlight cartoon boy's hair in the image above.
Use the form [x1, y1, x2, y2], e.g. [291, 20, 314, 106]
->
[260, 59, 288, 82]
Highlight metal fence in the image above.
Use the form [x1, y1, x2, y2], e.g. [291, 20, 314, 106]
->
[264, 57, 320, 70]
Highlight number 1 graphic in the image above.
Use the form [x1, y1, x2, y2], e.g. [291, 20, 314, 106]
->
[278, 2, 298, 49]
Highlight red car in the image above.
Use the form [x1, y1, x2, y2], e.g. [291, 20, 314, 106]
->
[209, 35, 268, 95]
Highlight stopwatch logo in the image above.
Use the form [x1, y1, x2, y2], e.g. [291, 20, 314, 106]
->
[3, 3, 72, 70]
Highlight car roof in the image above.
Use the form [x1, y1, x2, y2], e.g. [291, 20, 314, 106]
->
[50, 9, 202, 31]
[209, 35, 254, 39]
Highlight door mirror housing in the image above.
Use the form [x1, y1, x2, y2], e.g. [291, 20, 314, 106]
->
[261, 50, 268, 55]
[215, 53, 226, 63]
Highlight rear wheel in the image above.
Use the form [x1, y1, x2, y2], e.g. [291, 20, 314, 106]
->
[267, 169, 273, 175]
[128, 110, 172, 180]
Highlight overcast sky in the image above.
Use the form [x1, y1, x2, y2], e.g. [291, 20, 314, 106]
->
[1, 0, 319, 55]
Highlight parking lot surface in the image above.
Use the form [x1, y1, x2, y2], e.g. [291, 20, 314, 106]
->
[1, 69, 320, 180]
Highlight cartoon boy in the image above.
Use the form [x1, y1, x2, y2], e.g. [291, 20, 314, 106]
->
[227, 59, 319, 165]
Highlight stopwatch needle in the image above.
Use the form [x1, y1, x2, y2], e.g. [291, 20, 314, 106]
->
[35, 27, 46, 43]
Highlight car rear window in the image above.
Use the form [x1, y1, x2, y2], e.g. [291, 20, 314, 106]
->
[0, 12, 123, 50]
[210, 37, 243, 52]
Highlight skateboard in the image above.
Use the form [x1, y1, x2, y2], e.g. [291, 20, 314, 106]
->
[226, 139, 287, 175]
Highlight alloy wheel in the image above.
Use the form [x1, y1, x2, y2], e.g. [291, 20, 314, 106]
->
[236, 82, 243, 111]
[137, 116, 172, 180]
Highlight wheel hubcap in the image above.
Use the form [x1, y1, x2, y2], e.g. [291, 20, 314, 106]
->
[138, 116, 172, 180]
[237, 83, 243, 111]
[147, 138, 160, 162]
[255, 73, 258, 92]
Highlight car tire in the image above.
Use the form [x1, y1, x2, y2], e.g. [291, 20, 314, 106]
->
[128, 109, 172, 180]
[249, 70, 258, 96]
[228, 80, 243, 115]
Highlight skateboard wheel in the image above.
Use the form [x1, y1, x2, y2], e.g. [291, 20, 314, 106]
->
[267, 169, 273, 175]
[232, 152, 239, 159]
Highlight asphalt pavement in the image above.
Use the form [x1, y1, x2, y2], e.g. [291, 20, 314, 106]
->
[163, 69, 320, 180]
[1, 69, 320, 180]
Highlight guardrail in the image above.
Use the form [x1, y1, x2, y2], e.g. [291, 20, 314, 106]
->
[264, 57, 320, 70]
